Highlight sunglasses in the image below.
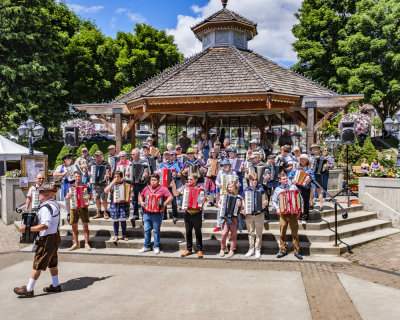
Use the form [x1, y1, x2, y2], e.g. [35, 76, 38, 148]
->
[38, 178, 45, 180]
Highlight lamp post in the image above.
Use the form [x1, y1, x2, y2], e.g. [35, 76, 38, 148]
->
[383, 111, 400, 168]
[17, 117, 45, 155]
[325, 134, 341, 158]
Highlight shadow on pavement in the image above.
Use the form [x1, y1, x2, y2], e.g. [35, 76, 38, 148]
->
[61, 275, 113, 292]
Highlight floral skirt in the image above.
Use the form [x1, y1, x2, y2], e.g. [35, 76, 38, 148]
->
[110, 202, 130, 221]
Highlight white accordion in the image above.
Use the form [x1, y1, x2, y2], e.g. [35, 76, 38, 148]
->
[31, 190, 40, 210]
[245, 189, 266, 214]
[113, 183, 132, 203]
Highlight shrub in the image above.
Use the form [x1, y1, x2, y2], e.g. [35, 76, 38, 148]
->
[339, 140, 362, 165]
[88, 144, 99, 156]
[361, 137, 379, 164]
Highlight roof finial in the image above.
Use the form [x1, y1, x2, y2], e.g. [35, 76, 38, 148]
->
[222, 0, 228, 9]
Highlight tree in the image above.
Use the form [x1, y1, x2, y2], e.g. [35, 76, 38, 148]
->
[291, 0, 357, 88]
[115, 24, 184, 92]
[63, 23, 120, 104]
[88, 143, 99, 156]
[0, 0, 69, 139]
[339, 141, 362, 165]
[333, 0, 400, 121]
[361, 136, 379, 164]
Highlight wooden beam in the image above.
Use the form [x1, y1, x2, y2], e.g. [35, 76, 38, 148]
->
[98, 116, 116, 135]
[314, 112, 334, 131]
[306, 107, 315, 152]
[115, 113, 123, 153]
[301, 95, 363, 109]
[131, 121, 137, 149]
[283, 110, 306, 130]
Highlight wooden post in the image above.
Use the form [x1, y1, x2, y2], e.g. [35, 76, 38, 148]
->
[131, 121, 136, 149]
[307, 106, 315, 152]
[115, 113, 123, 153]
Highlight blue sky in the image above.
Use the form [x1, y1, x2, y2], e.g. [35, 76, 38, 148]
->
[63, 0, 302, 67]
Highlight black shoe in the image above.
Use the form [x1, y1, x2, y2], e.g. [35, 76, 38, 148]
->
[209, 202, 215, 207]
[294, 253, 303, 260]
[67, 213, 70, 224]
[173, 217, 178, 224]
[130, 218, 136, 228]
[277, 251, 286, 258]
[310, 205, 314, 210]
[319, 206, 323, 212]
[132, 215, 139, 220]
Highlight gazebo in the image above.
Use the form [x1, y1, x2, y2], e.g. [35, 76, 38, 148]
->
[75, 0, 363, 152]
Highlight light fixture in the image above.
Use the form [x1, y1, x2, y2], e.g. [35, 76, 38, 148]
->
[33, 122, 45, 137]
[26, 117, 35, 130]
[17, 122, 29, 137]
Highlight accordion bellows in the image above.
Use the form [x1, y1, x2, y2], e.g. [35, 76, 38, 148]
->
[113, 184, 132, 203]
[182, 186, 205, 210]
[69, 186, 90, 209]
[279, 190, 302, 214]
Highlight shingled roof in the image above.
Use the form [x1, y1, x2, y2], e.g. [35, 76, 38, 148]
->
[114, 46, 336, 104]
[191, 8, 257, 31]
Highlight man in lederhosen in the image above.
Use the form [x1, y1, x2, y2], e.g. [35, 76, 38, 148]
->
[14, 182, 62, 296]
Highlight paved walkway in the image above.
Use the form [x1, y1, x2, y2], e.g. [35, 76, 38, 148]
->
[2, 218, 400, 319]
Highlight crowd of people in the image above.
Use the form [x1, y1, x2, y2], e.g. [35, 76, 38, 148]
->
[15, 131, 336, 296]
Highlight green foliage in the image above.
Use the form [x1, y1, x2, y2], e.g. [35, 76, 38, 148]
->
[54, 145, 74, 170]
[371, 116, 383, 130]
[75, 144, 88, 157]
[123, 144, 131, 152]
[339, 140, 362, 165]
[292, 0, 400, 121]
[361, 137, 379, 164]
[318, 112, 343, 138]
[383, 137, 400, 149]
[88, 143, 99, 156]
[115, 24, 184, 92]
[0, 0, 70, 139]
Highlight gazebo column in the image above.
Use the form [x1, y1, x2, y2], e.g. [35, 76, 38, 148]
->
[306, 106, 315, 152]
[113, 109, 123, 153]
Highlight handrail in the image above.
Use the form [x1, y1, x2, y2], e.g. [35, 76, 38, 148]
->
[312, 179, 348, 246]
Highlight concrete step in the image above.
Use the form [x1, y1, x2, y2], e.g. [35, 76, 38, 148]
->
[59, 218, 392, 243]
[61, 210, 378, 231]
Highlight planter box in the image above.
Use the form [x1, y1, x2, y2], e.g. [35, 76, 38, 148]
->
[1, 177, 28, 225]
[359, 177, 400, 228]
[327, 169, 344, 195]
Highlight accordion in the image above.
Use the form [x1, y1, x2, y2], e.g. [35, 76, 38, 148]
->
[188, 163, 201, 177]
[90, 165, 108, 184]
[113, 183, 132, 203]
[31, 190, 40, 211]
[147, 156, 157, 174]
[150, 147, 160, 157]
[107, 156, 119, 172]
[159, 168, 175, 187]
[144, 194, 163, 213]
[292, 160, 299, 170]
[128, 163, 145, 184]
[312, 156, 327, 175]
[20, 211, 37, 244]
[292, 169, 311, 187]
[245, 190, 266, 214]
[219, 194, 241, 218]
[246, 162, 255, 175]
[275, 156, 286, 169]
[66, 165, 82, 182]
[182, 186, 205, 210]
[231, 159, 243, 173]
[278, 190, 302, 214]
[69, 185, 90, 209]
[206, 159, 219, 177]
[220, 174, 238, 194]
[255, 166, 267, 185]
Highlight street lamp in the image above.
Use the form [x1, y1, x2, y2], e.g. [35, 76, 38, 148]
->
[384, 112, 400, 168]
[325, 134, 341, 159]
[17, 117, 45, 155]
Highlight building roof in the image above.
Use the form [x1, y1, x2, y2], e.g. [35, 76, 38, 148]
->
[192, 8, 257, 31]
[114, 46, 336, 104]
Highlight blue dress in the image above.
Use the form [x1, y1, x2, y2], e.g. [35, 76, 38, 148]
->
[109, 185, 130, 221]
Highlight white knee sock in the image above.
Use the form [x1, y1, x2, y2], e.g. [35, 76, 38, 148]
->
[52, 275, 59, 287]
[27, 278, 36, 292]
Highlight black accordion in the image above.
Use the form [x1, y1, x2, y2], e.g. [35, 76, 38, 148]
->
[219, 194, 241, 218]
[312, 156, 327, 175]
[147, 156, 157, 174]
[90, 165, 108, 184]
[128, 163, 145, 184]
[20, 211, 38, 244]
[245, 189, 266, 214]
[255, 166, 267, 185]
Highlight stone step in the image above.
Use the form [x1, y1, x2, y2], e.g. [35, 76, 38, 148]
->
[61, 210, 377, 231]
[59, 218, 392, 243]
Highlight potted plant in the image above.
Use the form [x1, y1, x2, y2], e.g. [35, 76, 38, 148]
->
[348, 179, 359, 191]
[5, 169, 21, 178]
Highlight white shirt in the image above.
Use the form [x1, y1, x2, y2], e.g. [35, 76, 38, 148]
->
[38, 199, 60, 237]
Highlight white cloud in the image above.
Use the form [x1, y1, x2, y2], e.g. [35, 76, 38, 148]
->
[68, 4, 104, 13]
[127, 12, 146, 23]
[115, 8, 128, 14]
[167, 0, 302, 64]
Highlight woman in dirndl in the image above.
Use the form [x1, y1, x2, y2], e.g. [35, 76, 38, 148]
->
[205, 148, 219, 207]
[104, 171, 132, 243]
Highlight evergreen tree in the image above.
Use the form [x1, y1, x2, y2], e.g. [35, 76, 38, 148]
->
[339, 141, 362, 165]
[75, 144, 88, 157]
[361, 137, 379, 164]
[88, 143, 99, 157]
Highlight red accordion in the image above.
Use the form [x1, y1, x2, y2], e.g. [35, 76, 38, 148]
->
[144, 194, 163, 213]
[69, 185, 90, 209]
[278, 190, 302, 214]
[159, 168, 175, 187]
[182, 186, 205, 210]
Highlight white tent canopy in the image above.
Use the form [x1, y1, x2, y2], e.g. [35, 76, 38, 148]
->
[0, 135, 43, 174]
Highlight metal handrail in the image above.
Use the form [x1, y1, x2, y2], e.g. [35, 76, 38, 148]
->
[312, 179, 348, 246]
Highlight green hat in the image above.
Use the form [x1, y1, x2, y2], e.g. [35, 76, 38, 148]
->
[186, 148, 194, 154]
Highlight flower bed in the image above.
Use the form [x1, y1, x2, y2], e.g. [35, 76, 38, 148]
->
[369, 168, 400, 178]
[5, 169, 21, 178]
